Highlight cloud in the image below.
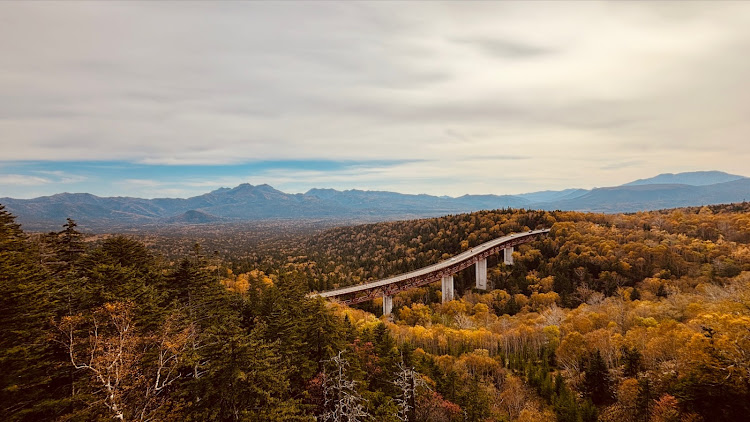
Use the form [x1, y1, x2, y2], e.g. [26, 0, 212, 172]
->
[0, 170, 88, 187]
[0, 174, 51, 186]
[120, 179, 164, 187]
[1, 2, 750, 196]
[600, 160, 644, 171]
[35, 170, 88, 183]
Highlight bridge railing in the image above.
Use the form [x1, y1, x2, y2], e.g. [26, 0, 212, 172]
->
[311, 229, 550, 307]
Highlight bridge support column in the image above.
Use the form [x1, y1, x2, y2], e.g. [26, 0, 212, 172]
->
[475, 259, 487, 290]
[441, 275, 454, 302]
[382, 294, 393, 316]
[503, 247, 514, 265]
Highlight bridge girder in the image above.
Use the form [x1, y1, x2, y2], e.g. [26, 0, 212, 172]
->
[327, 233, 546, 306]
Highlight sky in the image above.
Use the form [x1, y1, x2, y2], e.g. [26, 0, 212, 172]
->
[1, 1, 750, 199]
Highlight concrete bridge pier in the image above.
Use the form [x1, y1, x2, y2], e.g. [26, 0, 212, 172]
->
[503, 247, 514, 265]
[383, 294, 393, 316]
[475, 258, 487, 290]
[313, 230, 550, 309]
[441, 275, 454, 302]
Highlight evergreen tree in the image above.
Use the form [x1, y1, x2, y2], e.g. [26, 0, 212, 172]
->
[75, 236, 165, 328]
[56, 218, 85, 270]
[583, 350, 613, 406]
[460, 375, 490, 422]
[552, 385, 581, 422]
[579, 399, 598, 422]
[370, 322, 399, 395]
[260, 272, 343, 396]
[0, 206, 64, 420]
[635, 378, 652, 422]
[622, 346, 643, 378]
[504, 295, 520, 315]
[187, 321, 303, 421]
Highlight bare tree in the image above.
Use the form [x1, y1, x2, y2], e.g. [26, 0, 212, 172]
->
[453, 313, 474, 330]
[138, 312, 193, 421]
[540, 304, 565, 327]
[393, 361, 428, 422]
[319, 351, 370, 422]
[56, 302, 192, 422]
[573, 281, 597, 304]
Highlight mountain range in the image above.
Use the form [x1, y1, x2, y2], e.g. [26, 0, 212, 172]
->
[2, 171, 748, 231]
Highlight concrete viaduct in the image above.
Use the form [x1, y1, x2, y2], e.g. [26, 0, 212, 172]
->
[312, 229, 550, 315]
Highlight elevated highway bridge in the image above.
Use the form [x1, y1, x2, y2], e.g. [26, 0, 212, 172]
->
[311, 229, 550, 315]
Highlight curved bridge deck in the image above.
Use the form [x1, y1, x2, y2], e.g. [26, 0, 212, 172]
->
[313, 229, 550, 307]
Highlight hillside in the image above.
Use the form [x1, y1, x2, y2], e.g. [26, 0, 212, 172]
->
[3, 203, 750, 421]
[226, 203, 750, 421]
[228, 203, 750, 299]
[164, 209, 224, 224]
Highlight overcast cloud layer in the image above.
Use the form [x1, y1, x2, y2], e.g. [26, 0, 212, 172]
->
[1, 2, 750, 198]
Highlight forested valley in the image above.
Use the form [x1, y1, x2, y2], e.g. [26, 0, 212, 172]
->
[2, 202, 750, 421]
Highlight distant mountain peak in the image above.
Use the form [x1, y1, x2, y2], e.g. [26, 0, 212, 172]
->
[227, 183, 283, 194]
[623, 171, 745, 187]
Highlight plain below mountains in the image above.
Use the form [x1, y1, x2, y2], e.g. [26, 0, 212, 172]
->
[2, 171, 748, 230]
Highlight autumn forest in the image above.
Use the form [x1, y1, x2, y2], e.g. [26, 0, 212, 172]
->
[2, 203, 750, 421]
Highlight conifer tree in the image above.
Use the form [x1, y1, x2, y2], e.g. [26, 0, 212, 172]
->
[57, 218, 85, 269]
[259, 272, 343, 396]
[584, 350, 613, 406]
[635, 376, 652, 421]
[622, 346, 643, 378]
[187, 321, 302, 421]
[0, 205, 64, 420]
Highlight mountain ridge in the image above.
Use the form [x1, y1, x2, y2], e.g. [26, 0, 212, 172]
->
[622, 170, 745, 186]
[2, 171, 749, 230]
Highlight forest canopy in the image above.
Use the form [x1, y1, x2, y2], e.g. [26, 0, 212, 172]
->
[1, 202, 750, 421]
